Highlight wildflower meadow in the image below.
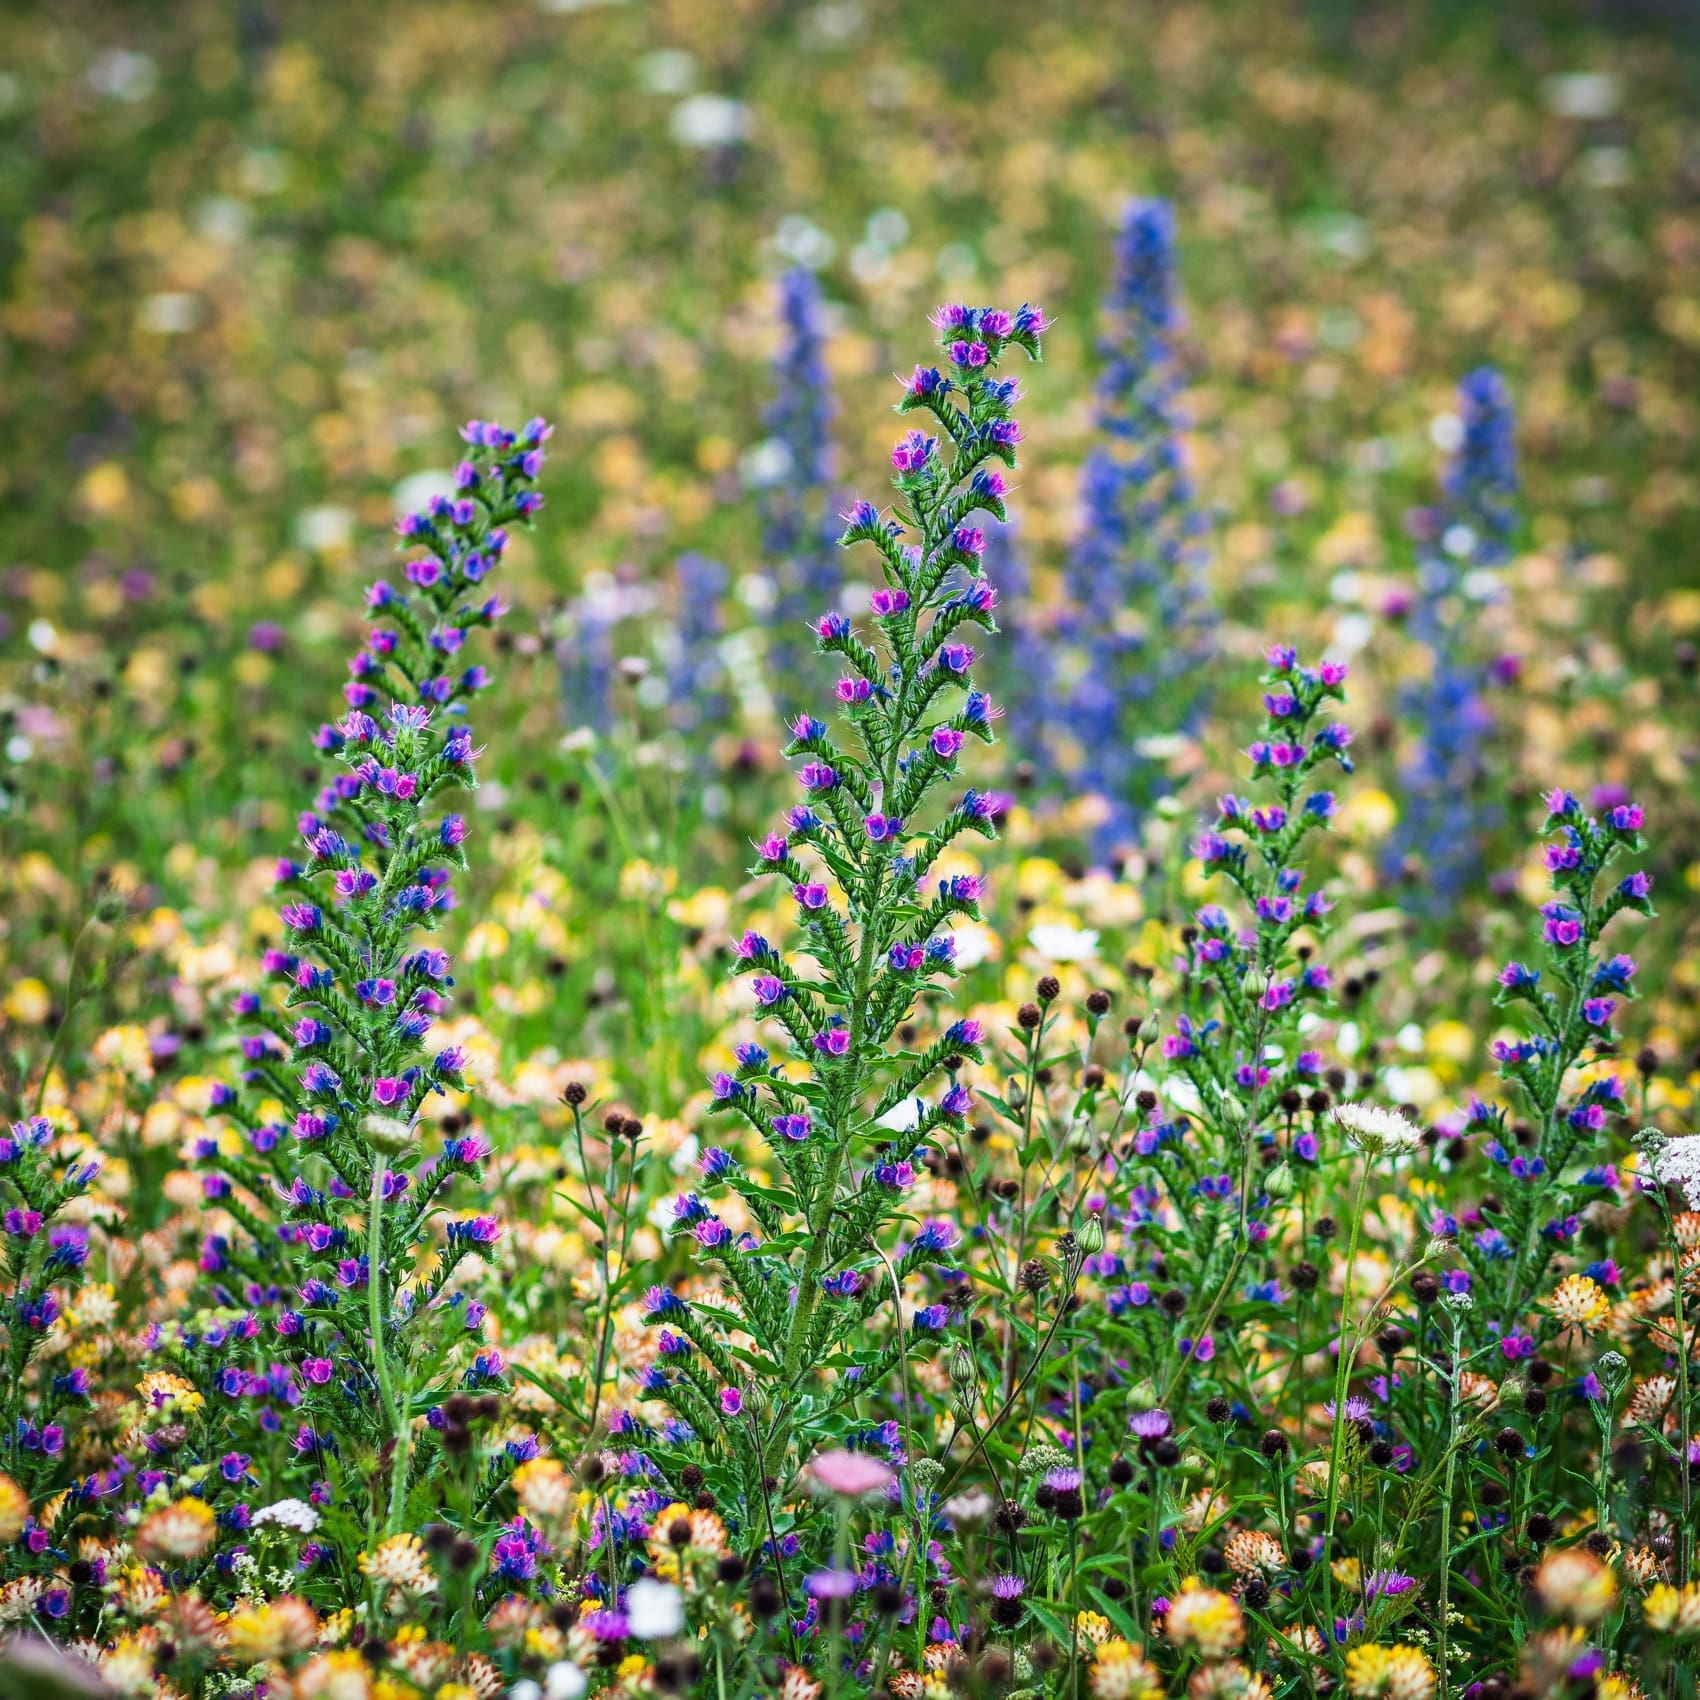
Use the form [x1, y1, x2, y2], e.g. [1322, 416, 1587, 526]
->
[4, 4, 1700, 1700]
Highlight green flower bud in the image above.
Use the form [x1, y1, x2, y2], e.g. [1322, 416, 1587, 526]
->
[910, 1458, 945, 1493]
[1594, 1350, 1630, 1399]
[1078, 1214, 1106, 1256]
[949, 1340, 975, 1393]
[361, 1114, 417, 1155]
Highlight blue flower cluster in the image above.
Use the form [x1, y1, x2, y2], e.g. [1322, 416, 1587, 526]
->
[1053, 198, 1215, 856]
[1384, 366, 1520, 907]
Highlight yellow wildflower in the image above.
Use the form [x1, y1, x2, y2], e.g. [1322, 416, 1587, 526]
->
[1343, 1642, 1436, 1700]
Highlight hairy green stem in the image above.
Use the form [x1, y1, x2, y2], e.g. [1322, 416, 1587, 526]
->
[368, 1154, 409, 1535]
[1320, 1159, 1371, 1643]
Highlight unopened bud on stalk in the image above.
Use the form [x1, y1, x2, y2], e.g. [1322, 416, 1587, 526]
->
[362, 1115, 418, 1155]
[1078, 1214, 1105, 1256]
[1264, 1162, 1295, 1201]
[1136, 1013, 1161, 1047]
[910, 1458, 944, 1494]
[1057, 1230, 1083, 1285]
[949, 1340, 975, 1395]
[1594, 1350, 1630, 1398]
[1242, 966, 1270, 1003]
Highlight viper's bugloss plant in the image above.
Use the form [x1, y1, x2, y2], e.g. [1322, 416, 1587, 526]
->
[1058, 198, 1215, 857]
[559, 583, 617, 748]
[984, 517, 1052, 784]
[641, 299, 1043, 1572]
[0, 1116, 101, 1487]
[1163, 645, 1351, 1191]
[103, 420, 553, 1634]
[1469, 787, 1650, 1318]
[762, 267, 842, 703]
[1385, 366, 1520, 909]
[666, 553, 730, 738]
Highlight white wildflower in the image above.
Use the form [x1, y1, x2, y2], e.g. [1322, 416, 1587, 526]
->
[625, 1577, 684, 1639]
[1333, 1101, 1424, 1156]
[1654, 1135, 1700, 1209]
[544, 1664, 589, 1700]
[252, 1497, 320, 1535]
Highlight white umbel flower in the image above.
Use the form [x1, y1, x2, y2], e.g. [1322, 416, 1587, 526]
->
[1333, 1102, 1423, 1156]
[251, 1497, 320, 1534]
[1654, 1136, 1700, 1209]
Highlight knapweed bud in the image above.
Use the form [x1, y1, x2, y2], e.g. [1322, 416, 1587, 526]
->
[361, 1114, 417, 1155]
[1057, 1230, 1083, 1285]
